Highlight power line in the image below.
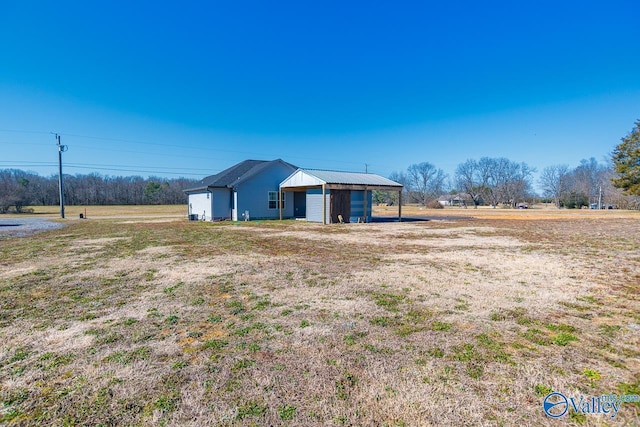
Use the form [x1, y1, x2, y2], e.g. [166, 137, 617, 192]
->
[0, 141, 52, 147]
[0, 128, 385, 169]
[62, 132, 199, 150]
[0, 161, 58, 165]
[1, 159, 397, 178]
[0, 160, 215, 173]
[68, 141, 374, 168]
[1, 138, 374, 168]
[60, 165, 206, 176]
[0, 162, 206, 177]
[0, 129, 51, 135]
[0, 140, 236, 163]
[65, 161, 213, 172]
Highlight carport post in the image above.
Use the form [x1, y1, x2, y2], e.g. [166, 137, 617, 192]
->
[279, 187, 283, 220]
[363, 186, 368, 223]
[322, 184, 326, 225]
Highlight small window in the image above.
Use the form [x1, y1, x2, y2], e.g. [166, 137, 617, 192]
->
[268, 191, 285, 209]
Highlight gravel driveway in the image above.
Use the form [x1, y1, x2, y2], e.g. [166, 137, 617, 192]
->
[0, 218, 67, 237]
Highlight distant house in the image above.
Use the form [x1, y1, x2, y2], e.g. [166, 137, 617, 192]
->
[438, 193, 476, 207]
[184, 159, 297, 221]
[280, 169, 403, 223]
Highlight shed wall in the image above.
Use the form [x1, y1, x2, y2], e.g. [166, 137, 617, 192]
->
[306, 188, 330, 223]
[350, 190, 373, 222]
[330, 190, 351, 223]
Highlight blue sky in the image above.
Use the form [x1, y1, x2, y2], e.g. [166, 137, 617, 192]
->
[1, 1, 639, 188]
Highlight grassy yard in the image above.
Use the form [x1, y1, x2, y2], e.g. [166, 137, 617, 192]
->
[1, 207, 639, 425]
[4, 205, 187, 219]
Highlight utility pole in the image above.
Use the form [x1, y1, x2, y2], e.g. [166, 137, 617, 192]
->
[56, 134, 67, 218]
[598, 185, 603, 210]
[365, 163, 369, 174]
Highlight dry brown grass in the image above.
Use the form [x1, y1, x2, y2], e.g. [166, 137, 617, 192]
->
[376, 203, 640, 220]
[1, 207, 639, 426]
[6, 205, 187, 218]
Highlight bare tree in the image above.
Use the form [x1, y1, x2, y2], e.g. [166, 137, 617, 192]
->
[455, 159, 486, 208]
[501, 161, 535, 208]
[572, 158, 604, 204]
[539, 164, 569, 208]
[406, 162, 447, 206]
[456, 157, 535, 209]
[475, 157, 497, 207]
[556, 158, 610, 208]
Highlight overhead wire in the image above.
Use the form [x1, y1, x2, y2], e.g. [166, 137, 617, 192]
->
[51, 165, 206, 177]
[59, 131, 377, 168]
[0, 161, 210, 177]
[0, 128, 387, 171]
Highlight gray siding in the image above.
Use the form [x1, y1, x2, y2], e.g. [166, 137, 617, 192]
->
[212, 188, 232, 220]
[306, 188, 330, 223]
[234, 162, 295, 219]
[304, 189, 372, 223]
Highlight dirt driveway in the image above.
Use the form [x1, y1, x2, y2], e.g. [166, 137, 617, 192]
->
[0, 218, 66, 237]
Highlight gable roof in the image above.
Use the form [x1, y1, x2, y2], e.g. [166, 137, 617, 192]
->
[303, 169, 403, 187]
[185, 159, 297, 193]
[280, 169, 403, 190]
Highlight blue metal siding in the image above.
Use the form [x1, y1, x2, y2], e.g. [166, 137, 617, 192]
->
[349, 190, 373, 222]
[306, 188, 330, 223]
[234, 162, 295, 219]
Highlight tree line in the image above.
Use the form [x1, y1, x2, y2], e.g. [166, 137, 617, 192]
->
[374, 120, 640, 210]
[538, 158, 622, 209]
[374, 156, 638, 210]
[0, 169, 197, 213]
[2, 121, 639, 212]
[377, 157, 537, 209]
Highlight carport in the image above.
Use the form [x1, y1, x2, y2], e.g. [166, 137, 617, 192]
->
[279, 169, 403, 224]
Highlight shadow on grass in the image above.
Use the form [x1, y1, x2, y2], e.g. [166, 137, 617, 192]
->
[371, 216, 474, 223]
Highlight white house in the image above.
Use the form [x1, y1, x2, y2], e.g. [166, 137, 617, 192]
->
[184, 159, 298, 221]
[437, 193, 475, 207]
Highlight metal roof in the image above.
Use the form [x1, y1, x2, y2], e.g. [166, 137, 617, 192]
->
[280, 169, 403, 188]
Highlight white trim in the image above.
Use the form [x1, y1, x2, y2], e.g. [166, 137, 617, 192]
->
[268, 191, 285, 210]
[232, 192, 238, 221]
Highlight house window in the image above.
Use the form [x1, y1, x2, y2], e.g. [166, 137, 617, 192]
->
[268, 191, 285, 209]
